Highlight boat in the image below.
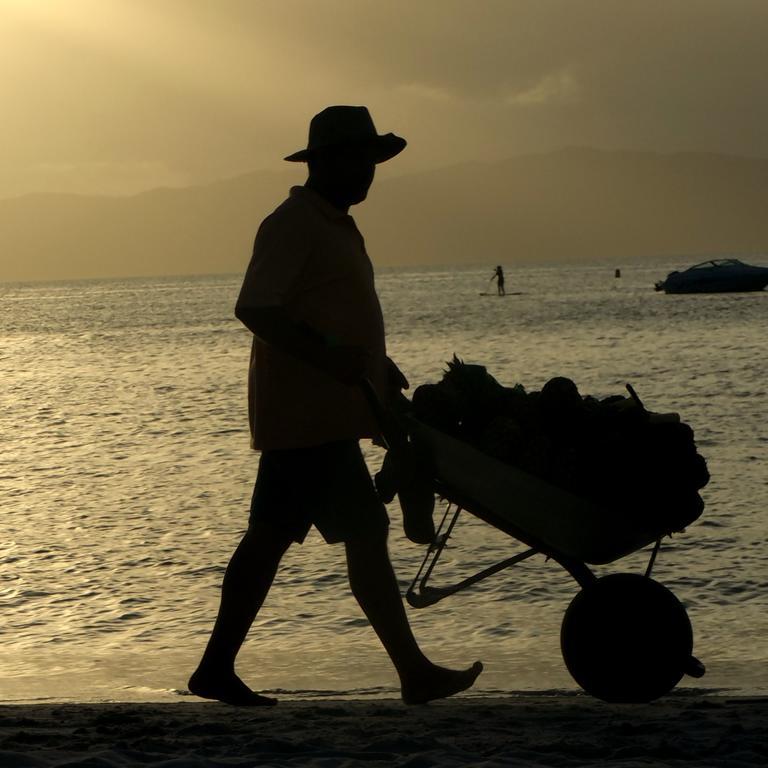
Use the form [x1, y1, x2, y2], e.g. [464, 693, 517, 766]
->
[654, 258, 768, 294]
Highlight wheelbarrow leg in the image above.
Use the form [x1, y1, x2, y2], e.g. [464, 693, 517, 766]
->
[406, 503, 462, 608]
[406, 503, 541, 608]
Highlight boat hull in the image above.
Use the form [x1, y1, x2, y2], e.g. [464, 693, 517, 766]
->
[655, 259, 768, 294]
[661, 276, 768, 294]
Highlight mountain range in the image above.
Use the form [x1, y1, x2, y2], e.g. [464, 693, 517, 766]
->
[1, 148, 767, 282]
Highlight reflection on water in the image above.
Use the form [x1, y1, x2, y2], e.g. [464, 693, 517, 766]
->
[0, 263, 766, 701]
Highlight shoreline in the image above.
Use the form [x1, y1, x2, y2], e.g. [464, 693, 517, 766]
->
[0, 683, 758, 706]
[1, 693, 766, 767]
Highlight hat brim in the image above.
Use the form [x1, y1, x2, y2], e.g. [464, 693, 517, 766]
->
[284, 133, 406, 163]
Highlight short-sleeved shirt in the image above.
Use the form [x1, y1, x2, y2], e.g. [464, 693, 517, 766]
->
[236, 186, 388, 450]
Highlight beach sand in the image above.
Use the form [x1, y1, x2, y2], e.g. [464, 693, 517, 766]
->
[1, 693, 765, 767]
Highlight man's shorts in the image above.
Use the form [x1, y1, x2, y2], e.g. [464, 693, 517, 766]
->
[248, 440, 389, 544]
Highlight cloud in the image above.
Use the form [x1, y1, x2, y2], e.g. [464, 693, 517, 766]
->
[394, 83, 457, 104]
[505, 70, 581, 107]
[24, 161, 193, 196]
[2, 0, 768, 198]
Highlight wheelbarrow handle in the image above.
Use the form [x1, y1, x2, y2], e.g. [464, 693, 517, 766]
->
[360, 378, 437, 545]
[360, 377, 406, 451]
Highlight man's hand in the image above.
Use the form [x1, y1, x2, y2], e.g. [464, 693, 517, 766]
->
[385, 357, 409, 408]
[386, 357, 409, 392]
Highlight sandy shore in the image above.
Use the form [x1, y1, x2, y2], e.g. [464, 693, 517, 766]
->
[1, 693, 765, 767]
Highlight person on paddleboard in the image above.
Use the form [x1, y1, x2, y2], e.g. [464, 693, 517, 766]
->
[188, 106, 482, 707]
[491, 265, 506, 295]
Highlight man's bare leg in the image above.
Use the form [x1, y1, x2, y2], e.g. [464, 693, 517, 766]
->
[188, 520, 292, 706]
[345, 532, 482, 704]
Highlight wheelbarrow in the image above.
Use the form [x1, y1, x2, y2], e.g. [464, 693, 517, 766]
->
[363, 380, 706, 703]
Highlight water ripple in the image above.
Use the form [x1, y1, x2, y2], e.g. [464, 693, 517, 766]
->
[1, 265, 766, 699]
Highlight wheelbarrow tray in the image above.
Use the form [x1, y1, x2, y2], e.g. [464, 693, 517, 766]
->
[400, 416, 706, 701]
[408, 418, 671, 565]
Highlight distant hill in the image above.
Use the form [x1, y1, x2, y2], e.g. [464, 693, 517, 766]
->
[2, 148, 768, 282]
[0, 170, 296, 282]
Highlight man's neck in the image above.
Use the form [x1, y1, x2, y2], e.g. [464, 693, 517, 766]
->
[304, 180, 350, 214]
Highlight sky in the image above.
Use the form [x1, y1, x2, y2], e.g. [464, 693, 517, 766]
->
[2, 0, 768, 199]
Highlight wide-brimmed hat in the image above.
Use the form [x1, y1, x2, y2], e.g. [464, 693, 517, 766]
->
[284, 106, 406, 163]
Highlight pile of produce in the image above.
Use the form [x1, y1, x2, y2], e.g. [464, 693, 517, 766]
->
[409, 356, 709, 532]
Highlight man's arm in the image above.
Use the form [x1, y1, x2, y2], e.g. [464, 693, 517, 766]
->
[235, 304, 369, 385]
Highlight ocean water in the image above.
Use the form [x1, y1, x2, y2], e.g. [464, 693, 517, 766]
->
[0, 262, 766, 703]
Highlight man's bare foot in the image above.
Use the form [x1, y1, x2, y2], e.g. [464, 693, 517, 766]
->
[401, 661, 483, 705]
[188, 668, 277, 707]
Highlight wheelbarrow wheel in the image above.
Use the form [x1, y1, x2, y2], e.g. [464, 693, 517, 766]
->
[560, 573, 693, 703]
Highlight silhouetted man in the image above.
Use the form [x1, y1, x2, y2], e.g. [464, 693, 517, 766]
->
[188, 106, 482, 706]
